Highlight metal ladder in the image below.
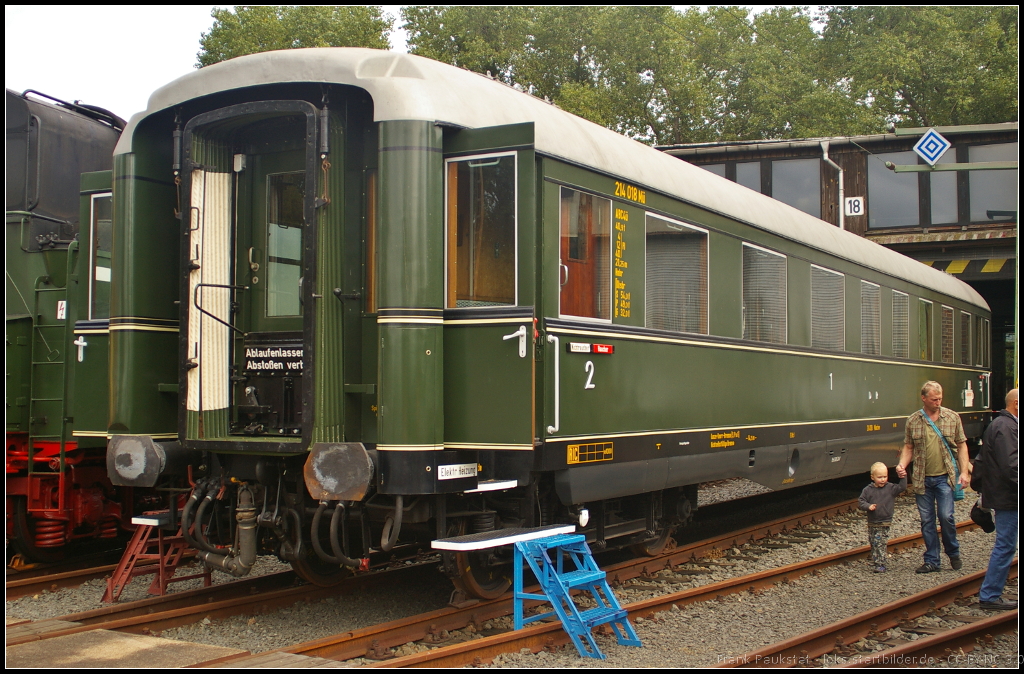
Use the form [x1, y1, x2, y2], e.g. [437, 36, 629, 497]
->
[26, 273, 71, 515]
[513, 533, 641, 659]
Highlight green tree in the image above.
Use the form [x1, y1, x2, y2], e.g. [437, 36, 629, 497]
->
[402, 6, 1017, 143]
[819, 6, 1018, 127]
[197, 6, 393, 68]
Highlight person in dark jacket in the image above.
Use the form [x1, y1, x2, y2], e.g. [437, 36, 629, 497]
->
[978, 389, 1018, 611]
[858, 462, 908, 572]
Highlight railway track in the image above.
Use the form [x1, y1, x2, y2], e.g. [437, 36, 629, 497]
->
[5, 551, 440, 647]
[7, 494, 857, 657]
[720, 563, 1018, 668]
[196, 499, 867, 667]
[199, 518, 984, 668]
[5, 550, 135, 600]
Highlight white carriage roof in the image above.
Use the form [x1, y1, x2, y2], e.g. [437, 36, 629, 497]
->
[116, 48, 987, 309]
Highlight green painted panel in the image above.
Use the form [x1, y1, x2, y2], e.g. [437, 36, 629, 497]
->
[846, 275, 861, 353]
[787, 258, 811, 347]
[378, 121, 443, 310]
[548, 330, 988, 440]
[612, 203, 644, 327]
[379, 325, 440, 446]
[313, 112, 348, 444]
[443, 320, 534, 446]
[109, 330, 179, 434]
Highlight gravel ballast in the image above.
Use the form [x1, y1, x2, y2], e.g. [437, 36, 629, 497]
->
[6, 480, 1017, 667]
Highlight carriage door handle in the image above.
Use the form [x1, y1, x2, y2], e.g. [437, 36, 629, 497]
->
[73, 336, 88, 362]
[503, 325, 527, 358]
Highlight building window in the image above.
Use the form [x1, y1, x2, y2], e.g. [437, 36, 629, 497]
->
[919, 299, 933, 361]
[892, 290, 909, 359]
[772, 158, 820, 218]
[868, 151, 920, 228]
[446, 153, 517, 308]
[940, 305, 954, 364]
[736, 162, 761, 192]
[960, 311, 972, 365]
[645, 215, 708, 334]
[811, 265, 845, 351]
[930, 152, 958, 225]
[700, 164, 726, 178]
[861, 281, 881, 355]
[742, 244, 787, 344]
[969, 142, 1018, 223]
[559, 187, 610, 320]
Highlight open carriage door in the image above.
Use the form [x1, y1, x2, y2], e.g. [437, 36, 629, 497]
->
[180, 102, 319, 447]
[442, 123, 536, 487]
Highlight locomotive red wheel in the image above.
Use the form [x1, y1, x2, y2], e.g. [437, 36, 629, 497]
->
[10, 497, 66, 564]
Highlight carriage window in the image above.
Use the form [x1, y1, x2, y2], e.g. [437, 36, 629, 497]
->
[645, 215, 707, 334]
[446, 153, 516, 308]
[559, 187, 610, 320]
[811, 265, 844, 351]
[918, 299, 933, 361]
[742, 244, 786, 344]
[89, 193, 113, 320]
[940, 306, 954, 364]
[960, 311, 972, 365]
[266, 172, 304, 317]
[892, 290, 909, 358]
[976, 317, 989, 367]
[860, 281, 880, 355]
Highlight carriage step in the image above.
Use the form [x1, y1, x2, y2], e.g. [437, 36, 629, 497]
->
[513, 533, 641, 659]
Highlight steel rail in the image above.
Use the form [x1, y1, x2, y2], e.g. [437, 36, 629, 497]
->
[203, 502, 930, 667]
[721, 559, 1017, 667]
[227, 500, 859, 664]
[5, 560, 434, 647]
[355, 522, 983, 668]
[840, 609, 1018, 668]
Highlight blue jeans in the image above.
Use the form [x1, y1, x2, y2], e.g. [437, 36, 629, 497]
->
[979, 509, 1019, 602]
[916, 475, 959, 567]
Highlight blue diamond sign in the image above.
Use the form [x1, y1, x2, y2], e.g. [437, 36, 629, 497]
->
[913, 128, 951, 165]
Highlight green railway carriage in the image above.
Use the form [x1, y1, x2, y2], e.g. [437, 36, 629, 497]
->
[6, 89, 127, 561]
[105, 49, 991, 594]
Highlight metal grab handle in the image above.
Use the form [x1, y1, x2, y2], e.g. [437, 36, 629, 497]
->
[248, 247, 259, 272]
[74, 336, 88, 362]
[503, 325, 527, 358]
[547, 334, 559, 435]
[559, 264, 569, 287]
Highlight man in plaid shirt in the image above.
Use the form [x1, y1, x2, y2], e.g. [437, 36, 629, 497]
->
[896, 381, 972, 574]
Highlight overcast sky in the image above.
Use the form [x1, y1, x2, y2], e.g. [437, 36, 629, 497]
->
[5, 5, 408, 122]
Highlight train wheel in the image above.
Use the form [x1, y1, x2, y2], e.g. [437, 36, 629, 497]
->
[11, 497, 65, 564]
[447, 518, 511, 600]
[291, 550, 351, 587]
[629, 526, 675, 557]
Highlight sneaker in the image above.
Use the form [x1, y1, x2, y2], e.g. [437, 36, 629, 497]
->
[874, 565, 887, 573]
[978, 598, 1017, 611]
[949, 556, 963, 570]
[916, 563, 940, 574]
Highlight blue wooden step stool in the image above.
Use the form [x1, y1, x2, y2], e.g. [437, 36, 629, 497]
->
[514, 533, 641, 659]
